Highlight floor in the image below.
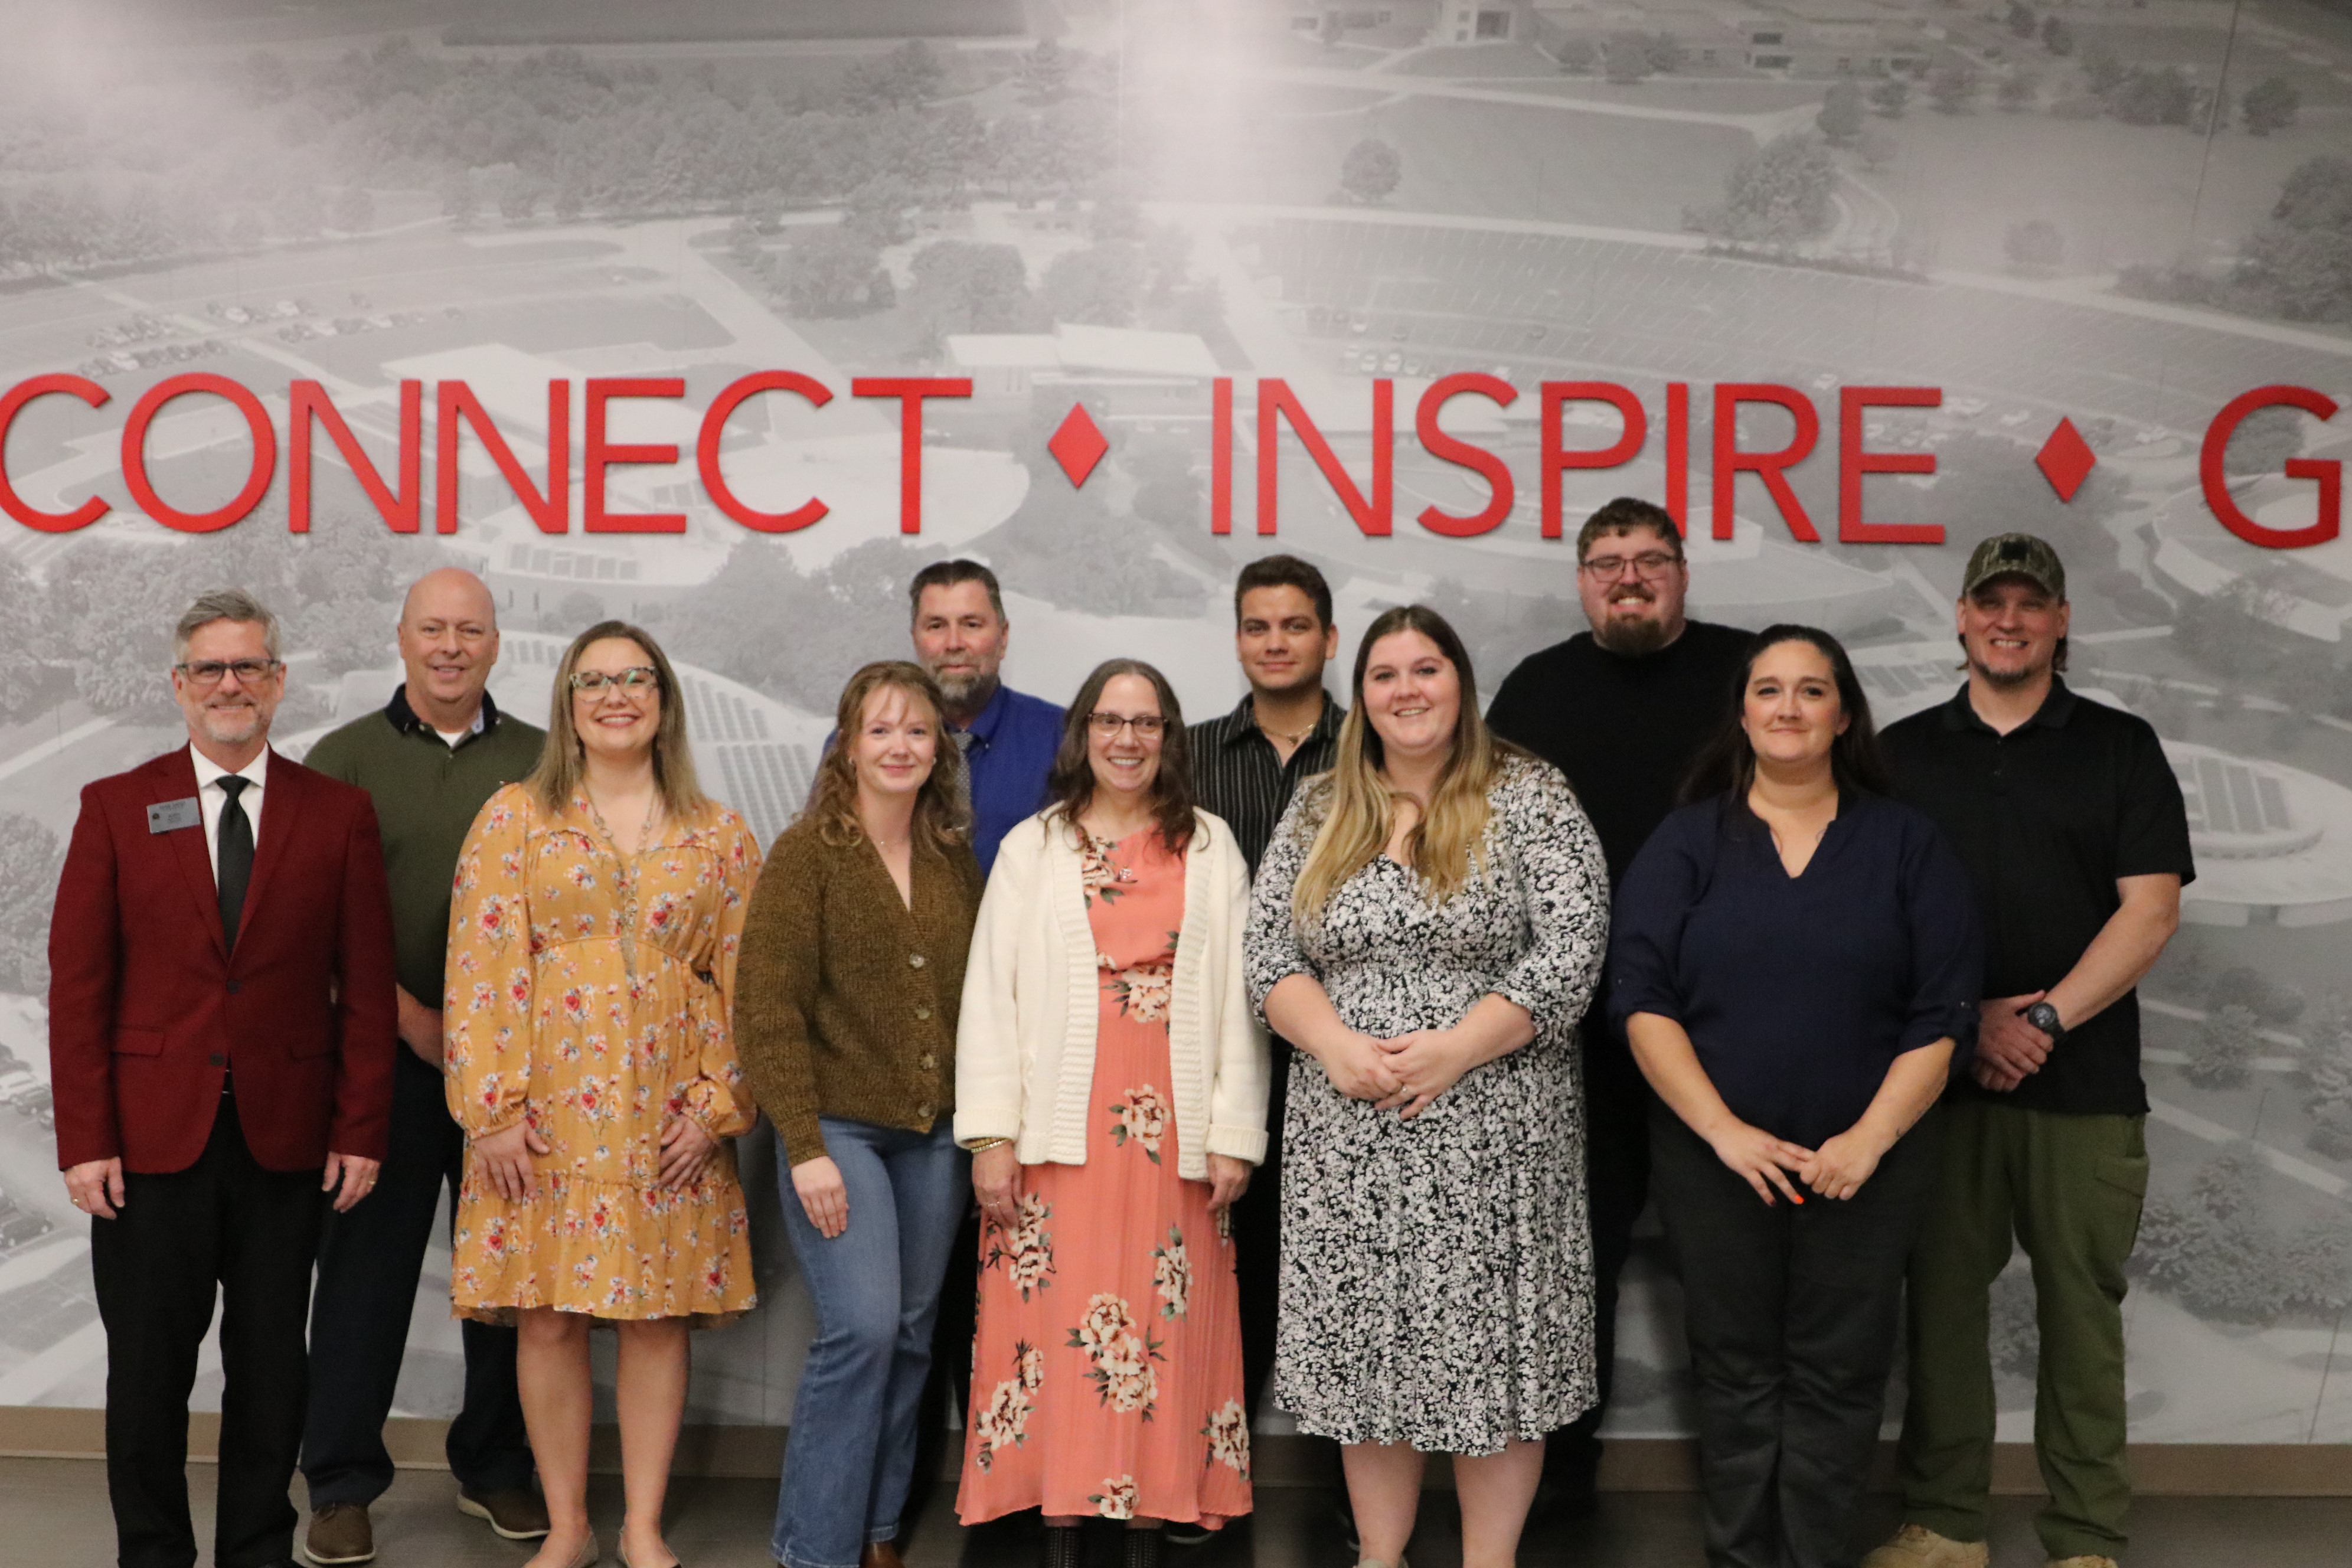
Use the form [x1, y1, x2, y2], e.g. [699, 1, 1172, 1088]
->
[6, 1456, 2350, 1567]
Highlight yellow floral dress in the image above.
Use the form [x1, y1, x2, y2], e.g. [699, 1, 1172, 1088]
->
[445, 783, 762, 1325]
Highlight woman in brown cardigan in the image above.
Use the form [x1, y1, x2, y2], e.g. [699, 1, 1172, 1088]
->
[735, 661, 984, 1568]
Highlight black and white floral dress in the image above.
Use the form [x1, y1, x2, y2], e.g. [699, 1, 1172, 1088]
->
[1244, 755, 1609, 1455]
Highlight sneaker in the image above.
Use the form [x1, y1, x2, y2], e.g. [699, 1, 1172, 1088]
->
[1860, 1524, 1990, 1568]
[458, 1484, 553, 1540]
[303, 1502, 375, 1566]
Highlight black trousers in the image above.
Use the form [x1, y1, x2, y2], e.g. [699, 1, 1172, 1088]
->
[1649, 1103, 1943, 1568]
[92, 1092, 325, 1568]
[1229, 1043, 1291, 1417]
[302, 1048, 531, 1507]
[1543, 1018, 1654, 1498]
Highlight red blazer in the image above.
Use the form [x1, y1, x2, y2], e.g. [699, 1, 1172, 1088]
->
[48, 745, 398, 1175]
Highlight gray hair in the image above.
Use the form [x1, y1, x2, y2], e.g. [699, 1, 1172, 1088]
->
[173, 587, 283, 665]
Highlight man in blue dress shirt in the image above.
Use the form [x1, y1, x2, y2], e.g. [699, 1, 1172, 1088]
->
[907, 559, 1064, 875]
[903, 558, 1063, 1518]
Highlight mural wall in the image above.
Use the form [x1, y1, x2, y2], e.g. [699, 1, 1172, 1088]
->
[0, 0, 2348, 1446]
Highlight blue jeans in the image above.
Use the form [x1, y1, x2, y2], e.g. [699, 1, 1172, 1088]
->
[773, 1117, 969, 1568]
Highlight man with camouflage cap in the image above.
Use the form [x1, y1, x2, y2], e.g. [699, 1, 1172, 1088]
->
[1866, 535, 2194, 1568]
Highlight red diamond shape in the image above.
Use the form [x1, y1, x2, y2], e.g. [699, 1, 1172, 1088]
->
[1047, 403, 1109, 488]
[2035, 417, 2096, 502]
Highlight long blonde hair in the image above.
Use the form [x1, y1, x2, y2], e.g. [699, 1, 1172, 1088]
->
[798, 661, 970, 857]
[525, 620, 708, 820]
[1292, 604, 1519, 922]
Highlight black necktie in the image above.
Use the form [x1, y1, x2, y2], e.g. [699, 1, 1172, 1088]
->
[216, 775, 253, 948]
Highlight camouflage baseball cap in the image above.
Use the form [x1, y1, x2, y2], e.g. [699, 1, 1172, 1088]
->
[1960, 533, 2066, 601]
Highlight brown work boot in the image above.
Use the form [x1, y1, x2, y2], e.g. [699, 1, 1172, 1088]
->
[304, 1502, 375, 1566]
[458, 1484, 553, 1540]
[1860, 1525, 1990, 1568]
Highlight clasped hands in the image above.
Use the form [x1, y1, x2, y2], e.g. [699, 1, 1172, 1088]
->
[1323, 1027, 1472, 1119]
[1705, 1120, 1891, 1207]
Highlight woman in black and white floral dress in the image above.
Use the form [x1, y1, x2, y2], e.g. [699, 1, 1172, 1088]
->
[1244, 605, 1609, 1568]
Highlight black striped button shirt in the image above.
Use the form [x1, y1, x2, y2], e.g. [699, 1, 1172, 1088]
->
[1187, 692, 1345, 878]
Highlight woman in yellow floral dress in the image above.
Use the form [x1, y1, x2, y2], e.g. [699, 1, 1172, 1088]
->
[446, 622, 762, 1568]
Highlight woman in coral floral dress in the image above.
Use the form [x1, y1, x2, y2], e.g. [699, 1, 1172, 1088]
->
[446, 622, 762, 1568]
[955, 660, 1268, 1568]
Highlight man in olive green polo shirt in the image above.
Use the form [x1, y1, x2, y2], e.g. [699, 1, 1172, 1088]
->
[298, 569, 549, 1566]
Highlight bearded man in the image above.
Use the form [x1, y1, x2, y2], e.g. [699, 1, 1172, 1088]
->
[1487, 496, 1752, 1517]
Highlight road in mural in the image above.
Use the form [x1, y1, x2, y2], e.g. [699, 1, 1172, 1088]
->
[0, 0, 2348, 1445]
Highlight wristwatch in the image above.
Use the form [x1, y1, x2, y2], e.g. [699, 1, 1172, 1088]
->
[2023, 999, 2067, 1044]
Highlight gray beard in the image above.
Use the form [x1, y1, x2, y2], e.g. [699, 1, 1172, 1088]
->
[936, 671, 999, 714]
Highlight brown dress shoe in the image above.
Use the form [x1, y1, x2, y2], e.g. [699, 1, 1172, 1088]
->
[861, 1543, 906, 1568]
[304, 1502, 375, 1566]
[458, 1484, 554, 1540]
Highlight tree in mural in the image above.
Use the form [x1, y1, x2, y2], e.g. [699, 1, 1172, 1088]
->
[1816, 82, 1866, 146]
[2041, 15, 2074, 57]
[1339, 138, 1403, 205]
[1927, 59, 1980, 115]
[1693, 133, 1838, 247]
[0, 813, 64, 996]
[1870, 76, 1909, 118]
[2240, 76, 2302, 137]
[2186, 1003, 2262, 1090]
[2135, 1149, 2352, 1321]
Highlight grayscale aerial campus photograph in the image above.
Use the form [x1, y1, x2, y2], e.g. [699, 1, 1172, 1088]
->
[0, 0, 2350, 1562]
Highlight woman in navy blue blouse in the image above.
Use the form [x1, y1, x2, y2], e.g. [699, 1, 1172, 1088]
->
[1611, 625, 1982, 1568]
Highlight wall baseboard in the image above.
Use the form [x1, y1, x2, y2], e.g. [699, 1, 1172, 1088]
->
[2, 1408, 2347, 1495]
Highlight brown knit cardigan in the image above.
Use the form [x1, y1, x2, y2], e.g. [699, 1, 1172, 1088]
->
[733, 819, 984, 1164]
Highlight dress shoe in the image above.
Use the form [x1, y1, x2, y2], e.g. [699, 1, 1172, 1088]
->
[861, 1543, 906, 1568]
[460, 1484, 553, 1540]
[619, 1543, 682, 1568]
[1860, 1524, 1990, 1568]
[304, 1501, 374, 1565]
[548, 1533, 602, 1568]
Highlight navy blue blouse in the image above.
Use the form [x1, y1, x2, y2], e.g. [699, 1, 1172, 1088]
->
[1608, 790, 1984, 1149]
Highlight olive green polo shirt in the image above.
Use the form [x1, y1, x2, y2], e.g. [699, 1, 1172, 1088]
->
[303, 684, 547, 1009]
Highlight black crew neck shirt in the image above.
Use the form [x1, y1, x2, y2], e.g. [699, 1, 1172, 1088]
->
[1881, 680, 2196, 1117]
[1486, 620, 1754, 881]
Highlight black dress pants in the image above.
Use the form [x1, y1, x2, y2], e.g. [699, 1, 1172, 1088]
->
[1228, 1043, 1291, 1417]
[1544, 1017, 1653, 1500]
[91, 1093, 324, 1568]
[1649, 1102, 1943, 1568]
[302, 1048, 531, 1507]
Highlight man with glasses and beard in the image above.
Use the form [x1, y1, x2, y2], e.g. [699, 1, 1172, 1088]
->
[1486, 497, 1751, 1517]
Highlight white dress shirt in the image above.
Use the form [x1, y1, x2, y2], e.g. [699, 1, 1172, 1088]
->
[189, 745, 269, 887]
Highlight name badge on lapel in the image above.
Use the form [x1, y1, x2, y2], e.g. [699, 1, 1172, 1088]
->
[147, 798, 201, 834]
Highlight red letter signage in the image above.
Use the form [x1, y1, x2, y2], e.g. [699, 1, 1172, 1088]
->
[1838, 387, 1941, 545]
[2202, 385, 2341, 550]
[698, 372, 832, 533]
[122, 373, 277, 534]
[0, 374, 110, 532]
[853, 377, 973, 534]
[585, 377, 687, 534]
[1713, 384, 1821, 542]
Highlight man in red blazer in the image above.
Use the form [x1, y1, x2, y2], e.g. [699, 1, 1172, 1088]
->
[49, 587, 398, 1568]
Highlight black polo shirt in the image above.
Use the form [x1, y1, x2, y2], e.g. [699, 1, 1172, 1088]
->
[1881, 679, 2195, 1116]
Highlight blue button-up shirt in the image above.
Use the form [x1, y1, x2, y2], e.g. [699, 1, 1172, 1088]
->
[960, 683, 1065, 874]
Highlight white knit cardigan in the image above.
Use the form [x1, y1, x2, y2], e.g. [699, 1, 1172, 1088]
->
[953, 808, 1270, 1179]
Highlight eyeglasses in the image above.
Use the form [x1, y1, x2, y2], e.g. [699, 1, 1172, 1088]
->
[569, 667, 659, 695]
[175, 659, 282, 687]
[1579, 550, 1682, 580]
[1087, 711, 1166, 739]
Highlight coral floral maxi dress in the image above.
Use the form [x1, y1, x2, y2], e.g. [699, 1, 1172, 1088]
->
[445, 784, 763, 1325]
[959, 827, 1253, 1527]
